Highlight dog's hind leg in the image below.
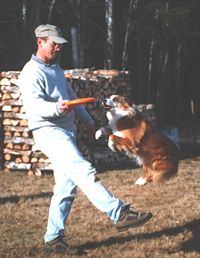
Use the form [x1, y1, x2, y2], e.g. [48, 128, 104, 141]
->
[135, 177, 148, 185]
[135, 166, 153, 185]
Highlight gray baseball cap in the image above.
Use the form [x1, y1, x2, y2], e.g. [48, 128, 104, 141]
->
[34, 24, 68, 44]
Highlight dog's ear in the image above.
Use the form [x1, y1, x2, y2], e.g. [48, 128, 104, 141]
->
[128, 103, 138, 117]
[120, 96, 133, 109]
[124, 96, 133, 107]
[124, 97, 138, 111]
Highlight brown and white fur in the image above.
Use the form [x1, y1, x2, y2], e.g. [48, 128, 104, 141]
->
[95, 95, 179, 185]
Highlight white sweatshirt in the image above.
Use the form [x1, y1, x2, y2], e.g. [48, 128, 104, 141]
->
[19, 54, 94, 131]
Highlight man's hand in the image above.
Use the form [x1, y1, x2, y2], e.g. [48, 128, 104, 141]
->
[58, 100, 73, 113]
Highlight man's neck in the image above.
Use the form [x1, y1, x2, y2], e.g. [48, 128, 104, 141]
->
[36, 52, 55, 64]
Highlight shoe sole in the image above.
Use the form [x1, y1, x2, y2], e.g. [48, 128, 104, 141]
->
[116, 213, 153, 232]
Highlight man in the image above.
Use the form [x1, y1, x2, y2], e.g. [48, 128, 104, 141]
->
[19, 24, 152, 255]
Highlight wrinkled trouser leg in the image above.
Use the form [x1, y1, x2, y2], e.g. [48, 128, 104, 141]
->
[33, 127, 123, 242]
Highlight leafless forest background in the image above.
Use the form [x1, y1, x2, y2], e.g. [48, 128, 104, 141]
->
[1, 0, 200, 128]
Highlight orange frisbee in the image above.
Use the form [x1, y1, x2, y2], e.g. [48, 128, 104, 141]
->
[64, 97, 96, 107]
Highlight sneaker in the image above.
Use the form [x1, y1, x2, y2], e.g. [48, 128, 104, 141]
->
[44, 236, 79, 255]
[116, 204, 153, 232]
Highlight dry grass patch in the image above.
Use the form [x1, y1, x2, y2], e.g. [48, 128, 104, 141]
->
[0, 146, 200, 258]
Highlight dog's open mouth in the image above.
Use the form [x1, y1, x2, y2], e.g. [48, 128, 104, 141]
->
[103, 104, 113, 111]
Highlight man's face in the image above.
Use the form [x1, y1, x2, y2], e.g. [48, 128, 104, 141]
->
[37, 37, 63, 63]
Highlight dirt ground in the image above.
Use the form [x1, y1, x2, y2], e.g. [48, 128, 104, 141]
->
[0, 134, 200, 257]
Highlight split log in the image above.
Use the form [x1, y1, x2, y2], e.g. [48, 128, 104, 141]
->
[5, 143, 13, 149]
[2, 99, 22, 106]
[2, 105, 12, 111]
[22, 144, 31, 150]
[20, 119, 28, 126]
[4, 136, 34, 145]
[10, 79, 20, 87]
[4, 148, 32, 156]
[3, 112, 28, 119]
[13, 144, 22, 150]
[3, 125, 29, 132]
[0, 71, 21, 79]
[22, 131, 30, 138]
[14, 131, 21, 137]
[5, 161, 31, 170]
[2, 93, 12, 100]
[0, 78, 11, 86]
[15, 157, 22, 164]
[5, 153, 11, 161]
[4, 131, 12, 137]
[11, 92, 21, 99]
[22, 155, 30, 163]
[30, 157, 38, 163]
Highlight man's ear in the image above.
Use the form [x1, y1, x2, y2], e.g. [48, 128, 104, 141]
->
[37, 38, 41, 44]
[37, 37, 45, 47]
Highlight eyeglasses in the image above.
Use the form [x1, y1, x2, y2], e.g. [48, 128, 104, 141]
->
[47, 39, 63, 49]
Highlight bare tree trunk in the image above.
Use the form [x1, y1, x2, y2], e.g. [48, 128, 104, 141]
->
[72, 0, 88, 68]
[174, 42, 183, 123]
[22, 0, 27, 29]
[47, 0, 56, 23]
[79, 0, 88, 68]
[146, 39, 155, 102]
[121, 0, 135, 70]
[156, 48, 165, 125]
[136, 23, 143, 103]
[156, 2, 170, 126]
[30, 0, 41, 28]
[21, 0, 42, 61]
[129, 0, 144, 103]
[104, 0, 113, 69]
[71, 26, 80, 68]
[146, 9, 159, 103]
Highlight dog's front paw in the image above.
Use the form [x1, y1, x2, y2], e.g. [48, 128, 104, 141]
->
[95, 127, 105, 140]
[135, 156, 143, 167]
[108, 137, 116, 152]
[135, 177, 147, 186]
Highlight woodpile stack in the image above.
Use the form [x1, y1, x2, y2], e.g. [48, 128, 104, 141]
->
[0, 69, 136, 174]
[0, 71, 34, 172]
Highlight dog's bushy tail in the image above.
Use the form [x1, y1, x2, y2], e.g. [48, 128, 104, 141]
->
[151, 159, 179, 183]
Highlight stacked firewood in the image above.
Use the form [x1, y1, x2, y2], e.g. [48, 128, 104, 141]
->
[0, 69, 134, 174]
[0, 71, 34, 171]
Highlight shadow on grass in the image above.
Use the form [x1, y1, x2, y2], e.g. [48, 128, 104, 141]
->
[0, 191, 53, 204]
[180, 142, 200, 159]
[80, 219, 200, 254]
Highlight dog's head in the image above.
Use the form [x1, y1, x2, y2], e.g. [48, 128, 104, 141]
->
[102, 95, 138, 125]
[103, 95, 137, 114]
